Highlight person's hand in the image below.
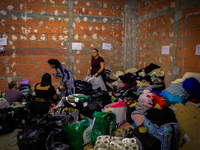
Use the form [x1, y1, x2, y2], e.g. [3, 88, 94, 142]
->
[94, 73, 98, 77]
[87, 70, 91, 75]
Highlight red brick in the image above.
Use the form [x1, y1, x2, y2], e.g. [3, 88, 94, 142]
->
[73, 8, 79, 14]
[7, 26, 19, 33]
[177, 39, 185, 47]
[31, 41, 41, 48]
[178, 19, 186, 29]
[59, 21, 68, 27]
[103, 30, 113, 36]
[185, 58, 197, 68]
[48, 49, 59, 55]
[33, 56, 43, 63]
[116, 11, 124, 17]
[13, 19, 25, 26]
[74, 29, 83, 35]
[28, 64, 38, 70]
[73, 1, 83, 7]
[1, 18, 13, 25]
[148, 5, 154, 13]
[108, 0, 115, 2]
[38, 5, 45, 12]
[94, 29, 102, 35]
[53, 42, 63, 48]
[3, 3, 14, 10]
[31, 27, 41, 33]
[47, 6, 58, 13]
[58, 7, 68, 14]
[164, 13, 174, 22]
[191, 27, 200, 37]
[16, 64, 27, 70]
[42, 41, 52, 48]
[38, 49, 48, 55]
[118, 0, 125, 5]
[42, 27, 53, 33]
[19, 41, 30, 48]
[52, 27, 63, 34]
[16, 49, 27, 55]
[48, 20, 59, 27]
[188, 17, 198, 27]
[182, 8, 193, 18]
[107, 10, 116, 17]
[80, 22, 89, 28]
[27, 5, 37, 12]
[78, 8, 88, 15]
[26, 19, 37, 26]
[187, 38, 197, 47]
[21, 71, 32, 78]
[27, 34, 37, 40]
[29, 78, 40, 85]
[37, 34, 47, 40]
[27, 49, 38, 55]
[20, 56, 31, 63]
[176, 48, 190, 57]
[37, 20, 48, 26]
[43, 56, 53, 63]
[88, 9, 98, 15]
[0, 64, 4, 71]
[39, 64, 49, 70]
[19, 0, 40, 4]
[15, 4, 25, 11]
[84, 29, 93, 35]
[116, 37, 123, 43]
[0, 79, 6, 87]
[0, 26, 6, 32]
[33, 71, 42, 77]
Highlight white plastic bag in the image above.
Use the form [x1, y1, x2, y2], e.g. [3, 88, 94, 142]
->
[104, 102, 126, 128]
[84, 75, 107, 91]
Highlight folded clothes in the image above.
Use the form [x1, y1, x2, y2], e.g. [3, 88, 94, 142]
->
[111, 101, 126, 108]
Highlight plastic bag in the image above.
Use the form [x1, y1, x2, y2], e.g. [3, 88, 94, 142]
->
[63, 117, 92, 150]
[91, 111, 116, 145]
[90, 88, 112, 108]
[75, 80, 92, 95]
[45, 131, 71, 150]
[0, 108, 16, 135]
[13, 108, 37, 129]
[0, 98, 10, 109]
[84, 75, 107, 91]
[78, 99, 101, 118]
[17, 127, 48, 150]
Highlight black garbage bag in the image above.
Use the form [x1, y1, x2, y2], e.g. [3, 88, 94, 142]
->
[78, 99, 101, 118]
[17, 127, 48, 150]
[45, 131, 71, 150]
[38, 113, 72, 143]
[90, 88, 112, 108]
[13, 108, 37, 129]
[75, 80, 92, 95]
[0, 108, 17, 135]
[27, 95, 36, 113]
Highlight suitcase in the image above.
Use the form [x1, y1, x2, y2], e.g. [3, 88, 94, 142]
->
[143, 118, 179, 150]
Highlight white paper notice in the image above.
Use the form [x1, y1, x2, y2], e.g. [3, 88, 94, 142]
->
[72, 43, 82, 50]
[162, 46, 170, 54]
[0, 38, 7, 45]
[102, 43, 111, 50]
[195, 44, 200, 55]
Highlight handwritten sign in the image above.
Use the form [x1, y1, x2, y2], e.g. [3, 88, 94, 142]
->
[72, 43, 82, 50]
[0, 38, 7, 45]
[162, 46, 170, 54]
[195, 44, 200, 55]
[102, 43, 111, 50]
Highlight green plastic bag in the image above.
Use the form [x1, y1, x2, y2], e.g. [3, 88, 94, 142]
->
[91, 111, 116, 145]
[70, 94, 90, 101]
[63, 117, 92, 150]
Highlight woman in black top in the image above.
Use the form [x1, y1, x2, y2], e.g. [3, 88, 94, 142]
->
[32, 73, 57, 118]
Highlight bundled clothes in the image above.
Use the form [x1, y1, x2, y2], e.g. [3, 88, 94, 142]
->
[56, 64, 75, 97]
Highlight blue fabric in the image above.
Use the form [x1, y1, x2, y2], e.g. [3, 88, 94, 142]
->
[164, 83, 189, 100]
[132, 122, 137, 128]
[182, 77, 200, 99]
[151, 90, 160, 96]
[159, 91, 184, 105]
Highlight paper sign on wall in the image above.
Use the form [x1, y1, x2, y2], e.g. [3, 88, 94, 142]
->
[162, 46, 170, 54]
[102, 43, 111, 50]
[72, 43, 82, 50]
[195, 44, 200, 55]
[0, 38, 7, 45]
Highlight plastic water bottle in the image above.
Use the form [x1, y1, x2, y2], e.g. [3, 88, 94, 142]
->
[2, 92, 5, 98]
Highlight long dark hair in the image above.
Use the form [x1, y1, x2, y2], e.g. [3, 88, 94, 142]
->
[92, 48, 99, 59]
[48, 59, 62, 69]
[41, 73, 52, 86]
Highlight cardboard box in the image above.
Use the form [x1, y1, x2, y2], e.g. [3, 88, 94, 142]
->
[169, 103, 200, 149]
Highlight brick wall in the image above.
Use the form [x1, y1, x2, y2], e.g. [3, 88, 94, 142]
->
[0, 0, 124, 92]
[137, 0, 200, 87]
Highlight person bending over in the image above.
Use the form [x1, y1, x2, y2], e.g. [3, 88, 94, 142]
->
[48, 59, 75, 98]
[5, 81, 25, 104]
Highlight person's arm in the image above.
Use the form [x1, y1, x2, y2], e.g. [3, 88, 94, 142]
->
[53, 94, 57, 100]
[87, 66, 92, 75]
[94, 62, 105, 77]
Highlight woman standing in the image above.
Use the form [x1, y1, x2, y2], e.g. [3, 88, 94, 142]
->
[32, 73, 57, 118]
[48, 59, 75, 98]
[87, 48, 106, 79]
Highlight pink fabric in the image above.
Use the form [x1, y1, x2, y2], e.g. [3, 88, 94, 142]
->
[143, 89, 151, 94]
[111, 101, 126, 108]
[142, 103, 153, 108]
[138, 93, 153, 106]
[131, 114, 145, 127]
